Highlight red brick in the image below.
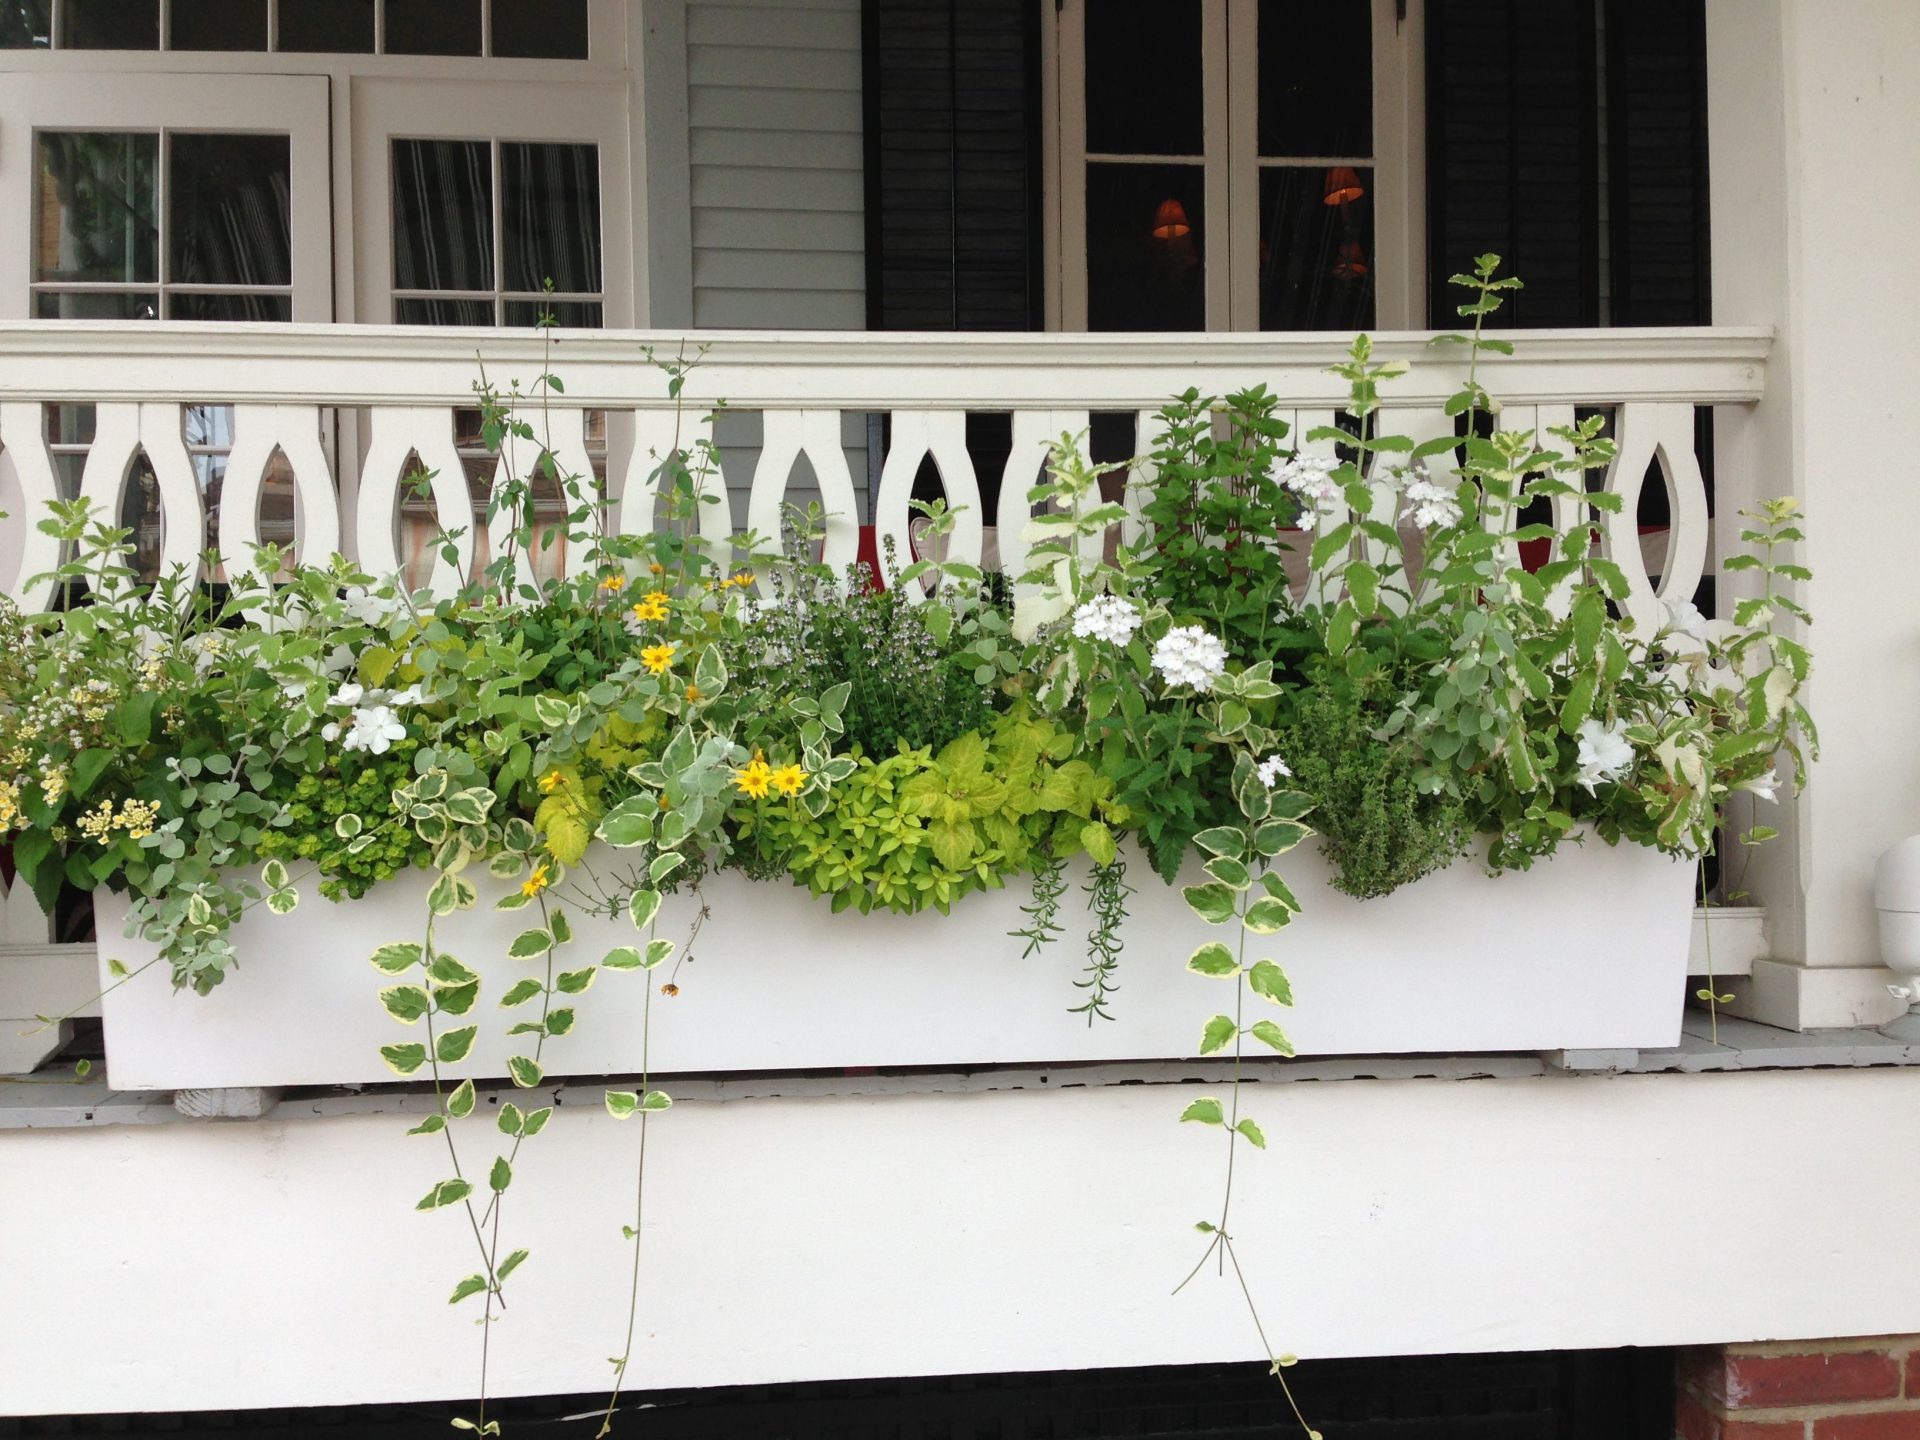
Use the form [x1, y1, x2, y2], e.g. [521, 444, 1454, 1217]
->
[1906, 1351, 1920, 1399]
[1678, 1391, 1723, 1440]
[1814, 1412, 1920, 1440]
[1724, 1353, 1903, 1408]
[1724, 1422, 1806, 1440]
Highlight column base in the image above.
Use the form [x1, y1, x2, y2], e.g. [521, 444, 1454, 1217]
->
[1717, 957, 1909, 1031]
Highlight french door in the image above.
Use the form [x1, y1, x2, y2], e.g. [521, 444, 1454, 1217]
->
[1049, 0, 1420, 332]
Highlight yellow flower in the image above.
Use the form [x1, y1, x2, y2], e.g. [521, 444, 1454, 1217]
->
[522, 863, 551, 898]
[684, 683, 702, 702]
[598, 573, 627, 594]
[648, 562, 665, 575]
[629, 594, 668, 623]
[641, 642, 677, 675]
[643, 589, 670, 607]
[538, 770, 566, 794]
[770, 763, 807, 798]
[732, 757, 773, 800]
[729, 570, 755, 589]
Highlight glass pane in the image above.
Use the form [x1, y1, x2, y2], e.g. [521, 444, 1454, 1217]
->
[385, 0, 481, 55]
[1085, 163, 1205, 331]
[1257, 0, 1373, 158]
[119, 450, 167, 583]
[1258, 165, 1374, 331]
[65, 0, 158, 47]
[277, 0, 373, 52]
[395, 296, 495, 326]
[392, 139, 493, 292]
[504, 299, 603, 328]
[35, 291, 160, 320]
[1085, 0, 1203, 156]
[36, 133, 158, 284]
[167, 292, 293, 322]
[169, 132, 293, 288]
[501, 142, 601, 294]
[170, 0, 267, 50]
[492, 0, 587, 58]
[0, 1, 52, 48]
[46, 403, 96, 448]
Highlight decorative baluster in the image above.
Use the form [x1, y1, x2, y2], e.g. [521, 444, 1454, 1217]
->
[874, 410, 982, 600]
[485, 406, 600, 587]
[1124, 406, 1173, 550]
[616, 407, 728, 562]
[357, 406, 473, 598]
[218, 404, 340, 616]
[75, 403, 205, 604]
[747, 409, 860, 579]
[999, 408, 1090, 591]
[1603, 402, 1710, 633]
[0, 401, 65, 614]
[1291, 407, 1343, 610]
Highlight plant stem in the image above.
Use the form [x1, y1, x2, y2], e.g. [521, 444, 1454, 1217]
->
[599, 918, 658, 1438]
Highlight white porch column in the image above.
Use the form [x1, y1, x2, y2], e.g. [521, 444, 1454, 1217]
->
[1707, 0, 1920, 1028]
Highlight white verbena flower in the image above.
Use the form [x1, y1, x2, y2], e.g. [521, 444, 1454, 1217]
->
[1256, 754, 1292, 787]
[1574, 717, 1634, 793]
[1071, 595, 1142, 646]
[1401, 476, 1463, 530]
[341, 704, 407, 756]
[1278, 454, 1343, 532]
[1151, 625, 1229, 692]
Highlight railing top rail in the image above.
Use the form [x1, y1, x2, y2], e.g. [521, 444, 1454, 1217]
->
[0, 322, 1773, 409]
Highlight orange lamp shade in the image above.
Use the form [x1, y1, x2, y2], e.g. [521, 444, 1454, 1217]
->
[1323, 166, 1366, 206]
[1150, 197, 1191, 239]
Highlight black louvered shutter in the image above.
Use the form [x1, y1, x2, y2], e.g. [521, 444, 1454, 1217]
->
[863, 0, 1042, 331]
[1426, 0, 1709, 327]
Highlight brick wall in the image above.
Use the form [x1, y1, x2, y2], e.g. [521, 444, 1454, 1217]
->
[1679, 1338, 1920, 1438]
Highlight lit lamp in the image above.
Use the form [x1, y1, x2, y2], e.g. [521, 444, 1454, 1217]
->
[1332, 241, 1370, 279]
[1150, 197, 1191, 239]
[1323, 166, 1365, 206]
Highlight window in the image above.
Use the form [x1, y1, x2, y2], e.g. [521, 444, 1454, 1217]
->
[0, 0, 590, 57]
[1053, 0, 1417, 331]
[390, 138, 603, 326]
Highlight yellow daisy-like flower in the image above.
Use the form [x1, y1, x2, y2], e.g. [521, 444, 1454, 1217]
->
[537, 770, 566, 794]
[732, 757, 773, 800]
[641, 642, 678, 675]
[522, 862, 551, 898]
[648, 562, 665, 575]
[728, 570, 756, 589]
[684, 683, 702, 702]
[770, 763, 807, 798]
[629, 596, 668, 623]
[598, 573, 627, 594]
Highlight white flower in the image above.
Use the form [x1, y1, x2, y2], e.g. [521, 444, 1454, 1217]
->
[341, 705, 407, 756]
[1739, 767, 1781, 804]
[1256, 754, 1292, 787]
[1278, 454, 1343, 531]
[320, 722, 341, 743]
[329, 682, 366, 709]
[342, 586, 401, 627]
[1071, 595, 1141, 646]
[1150, 625, 1229, 692]
[1401, 476, 1463, 530]
[1662, 597, 1711, 643]
[1574, 717, 1634, 793]
[389, 683, 427, 707]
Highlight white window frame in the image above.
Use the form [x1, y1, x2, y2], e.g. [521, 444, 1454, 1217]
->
[1044, 0, 1424, 332]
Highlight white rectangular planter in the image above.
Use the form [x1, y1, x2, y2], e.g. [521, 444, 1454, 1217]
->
[93, 838, 1695, 1091]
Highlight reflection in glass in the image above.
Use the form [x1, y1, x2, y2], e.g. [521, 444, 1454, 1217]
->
[1086, 163, 1205, 331]
[169, 293, 293, 322]
[170, 0, 267, 50]
[1257, 0, 1372, 158]
[35, 133, 158, 284]
[118, 449, 168, 584]
[170, 133, 293, 288]
[0, 1, 52, 48]
[1258, 166, 1374, 331]
[66, 0, 158, 48]
[503, 299, 603, 328]
[277, 0, 373, 52]
[493, 0, 588, 58]
[385, 0, 481, 55]
[392, 139, 493, 292]
[34, 292, 159, 320]
[502, 142, 601, 294]
[395, 296, 494, 326]
[1085, 0, 1203, 156]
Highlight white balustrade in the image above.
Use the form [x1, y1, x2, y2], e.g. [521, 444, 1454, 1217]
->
[0, 323, 1770, 613]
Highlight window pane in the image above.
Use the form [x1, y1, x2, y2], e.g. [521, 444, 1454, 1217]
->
[392, 139, 493, 292]
[504, 299, 602, 328]
[170, 0, 267, 50]
[385, 0, 481, 55]
[167, 292, 292, 322]
[1258, 165, 1374, 330]
[36, 133, 159, 284]
[1085, 163, 1205, 331]
[170, 133, 293, 288]
[65, 0, 158, 47]
[1257, 0, 1372, 158]
[396, 296, 495, 326]
[502, 142, 601, 294]
[492, 0, 587, 58]
[0, 1, 52, 48]
[1085, 0, 1203, 157]
[277, 0, 373, 52]
[34, 291, 159, 319]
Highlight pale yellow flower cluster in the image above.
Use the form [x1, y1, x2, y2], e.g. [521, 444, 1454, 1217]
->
[0, 778, 20, 833]
[75, 797, 160, 844]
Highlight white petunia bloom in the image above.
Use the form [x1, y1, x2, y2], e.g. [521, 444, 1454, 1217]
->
[341, 705, 407, 755]
[1574, 717, 1635, 793]
[1739, 767, 1781, 804]
[1401, 476, 1463, 530]
[1256, 754, 1292, 787]
[1662, 597, 1711, 643]
[1071, 595, 1142, 646]
[1150, 625, 1229, 692]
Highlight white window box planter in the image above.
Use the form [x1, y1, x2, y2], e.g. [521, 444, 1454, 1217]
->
[92, 837, 1695, 1092]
